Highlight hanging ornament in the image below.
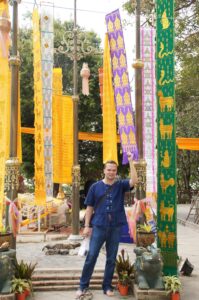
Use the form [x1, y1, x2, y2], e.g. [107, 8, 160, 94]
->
[80, 62, 90, 96]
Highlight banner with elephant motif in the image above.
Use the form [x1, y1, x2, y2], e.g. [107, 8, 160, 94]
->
[105, 9, 138, 164]
[141, 27, 157, 202]
[156, 0, 177, 275]
[40, 4, 54, 198]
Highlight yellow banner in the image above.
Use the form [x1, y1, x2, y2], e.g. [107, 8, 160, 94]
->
[0, 0, 10, 229]
[52, 68, 73, 183]
[103, 34, 118, 164]
[33, 8, 46, 206]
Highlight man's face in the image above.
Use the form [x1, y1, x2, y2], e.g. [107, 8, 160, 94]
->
[104, 163, 117, 181]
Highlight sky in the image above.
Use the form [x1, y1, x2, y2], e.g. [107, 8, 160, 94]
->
[15, 0, 137, 103]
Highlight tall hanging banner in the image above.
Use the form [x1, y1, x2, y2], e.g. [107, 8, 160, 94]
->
[40, 4, 54, 198]
[103, 34, 118, 164]
[156, 0, 177, 275]
[105, 10, 138, 164]
[0, 0, 10, 229]
[141, 27, 157, 201]
[52, 68, 73, 184]
[33, 9, 46, 206]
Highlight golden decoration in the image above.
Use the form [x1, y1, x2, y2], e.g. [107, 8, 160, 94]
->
[160, 201, 174, 222]
[117, 34, 124, 49]
[129, 129, 136, 145]
[114, 73, 121, 87]
[44, 15, 49, 21]
[132, 59, 144, 69]
[159, 118, 173, 140]
[108, 20, 114, 32]
[118, 111, 125, 126]
[119, 53, 126, 68]
[114, 16, 121, 30]
[158, 42, 173, 58]
[158, 90, 174, 112]
[121, 131, 128, 145]
[161, 10, 170, 30]
[110, 38, 116, 51]
[122, 71, 128, 86]
[112, 54, 119, 70]
[158, 69, 174, 86]
[126, 111, 133, 126]
[160, 173, 175, 193]
[124, 92, 130, 105]
[116, 92, 123, 106]
[161, 150, 170, 168]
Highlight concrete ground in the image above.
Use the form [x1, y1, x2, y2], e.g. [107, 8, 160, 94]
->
[16, 204, 199, 300]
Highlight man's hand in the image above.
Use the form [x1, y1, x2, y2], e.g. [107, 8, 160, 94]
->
[127, 151, 133, 162]
[127, 151, 138, 187]
[82, 226, 92, 237]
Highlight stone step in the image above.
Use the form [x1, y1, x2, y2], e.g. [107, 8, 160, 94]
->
[33, 284, 103, 292]
[33, 268, 105, 274]
[33, 279, 118, 286]
[32, 273, 117, 281]
[32, 268, 118, 292]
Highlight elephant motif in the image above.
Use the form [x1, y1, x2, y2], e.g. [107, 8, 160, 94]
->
[134, 245, 164, 290]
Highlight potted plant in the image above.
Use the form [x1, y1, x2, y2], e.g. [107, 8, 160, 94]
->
[136, 223, 155, 248]
[11, 278, 30, 300]
[164, 275, 181, 300]
[117, 271, 130, 296]
[13, 259, 37, 296]
[115, 249, 134, 296]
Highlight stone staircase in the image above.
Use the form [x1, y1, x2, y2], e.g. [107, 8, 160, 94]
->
[32, 268, 118, 291]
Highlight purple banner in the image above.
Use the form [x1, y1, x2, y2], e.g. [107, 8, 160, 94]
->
[105, 9, 138, 164]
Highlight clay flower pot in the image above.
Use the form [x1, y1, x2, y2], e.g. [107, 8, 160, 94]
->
[118, 283, 129, 296]
[171, 292, 180, 300]
[16, 292, 26, 300]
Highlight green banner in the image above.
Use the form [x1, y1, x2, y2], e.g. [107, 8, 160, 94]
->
[156, 0, 177, 275]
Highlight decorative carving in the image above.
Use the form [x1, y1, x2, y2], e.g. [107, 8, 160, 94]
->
[134, 246, 164, 290]
[5, 158, 20, 191]
[72, 165, 80, 188]
[134, 160, 147, 200]
[55, 29, 102, 61]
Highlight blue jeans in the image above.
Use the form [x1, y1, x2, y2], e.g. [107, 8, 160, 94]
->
[80, 225, 122, 292]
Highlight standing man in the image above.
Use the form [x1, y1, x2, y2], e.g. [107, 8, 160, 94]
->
[76, 153, 138, 298]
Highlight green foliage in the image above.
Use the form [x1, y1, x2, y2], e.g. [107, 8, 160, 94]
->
[11, 278, 29, 294]
[14, 259, 37, 281]
[13, 259, 37, 293]
[163, 275, 181, 294]
[115, 249, 134, 281]
[137, 223, 152, 233]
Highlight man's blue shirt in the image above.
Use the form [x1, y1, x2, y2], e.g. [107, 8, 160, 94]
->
[84, 179, 130, 227]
